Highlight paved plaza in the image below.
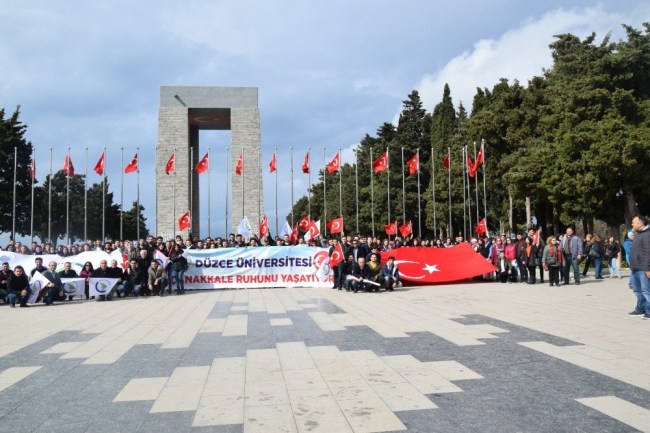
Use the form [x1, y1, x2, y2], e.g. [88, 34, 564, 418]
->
[0, 276, 649, 433]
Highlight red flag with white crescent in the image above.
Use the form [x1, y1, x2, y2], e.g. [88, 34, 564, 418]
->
[165, 152, 175, 175]
[329, 243, 344, 267]
[385, 243, 497, 284]
[384, 221, 397, 235]
[298, 215, 311, 231]
[259, 214, 269, 238]
[269, 152, 277, 173]
[235, 153, 243, 175]
[178, 211, 191, 231]
[289, 224, 299, 244]
[63, 154, 75, 177]
[326, 217, 343, 234]
[327, 152, 340, 174]
[124, 153, 138, 173]
[302, 151, 310, 174]
[304, 220, 321, 241]
[399, 221, 412, 237]
[94, 152, 105, 176]
[195, 152, 209, 174]
[406, 153, 419, 175]
[372, 151, 388, 173]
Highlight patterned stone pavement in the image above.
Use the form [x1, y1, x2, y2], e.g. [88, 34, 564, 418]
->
[0, 276, 649, 433]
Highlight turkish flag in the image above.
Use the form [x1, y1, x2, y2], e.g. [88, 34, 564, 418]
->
[235, 153, 243, 175]
[304, 220, 321, 241]
[269, 152, 277, 173]
[178, 211, 191, 231]
[467, 155, 476, 178]
[384, 221, 397, 235]
[475, 145, 484, 167]
[372, 151, 388, 173]
[29, 159, 35, 181]
[259, 214, 269, 238]
[532, 227, 541, 246]
[165, 152, 175, 175]
[399, 221, 412, 237]
[298, 215, 311, 231]
[63, 154, 75, 177]
[289, 224, 299, 244]
[326, 217, 343, 234]
[475, 218, 487, 236]
[406, 153, 419, 175]
[195, 152, 209, 174]
[442, 152, 450, 170]
[327, 152, 340, 174]
[94, 152, 105, 176]
[302, 151, 310, 174]
[329, 243, 344, 267]
[385, 243, 497, 284]
[124, 153, 138, 173]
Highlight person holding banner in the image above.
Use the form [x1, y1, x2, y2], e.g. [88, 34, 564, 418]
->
[7, 265, 30, 308]
[123, 259, 144, 297]
[349, 256, 373, 293]
[148, 260, 167, 297]
[91, 260, 115, 301]
[59, 262, 79, 301]
[43, 261, 65, 306]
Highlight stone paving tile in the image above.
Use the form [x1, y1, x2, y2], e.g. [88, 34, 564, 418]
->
[0, 281, 649, 432]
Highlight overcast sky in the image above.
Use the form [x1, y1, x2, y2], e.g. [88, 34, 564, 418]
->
[1, 1, 649, 242]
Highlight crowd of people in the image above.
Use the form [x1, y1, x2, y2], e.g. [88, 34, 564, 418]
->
[0, 215, 648, 320]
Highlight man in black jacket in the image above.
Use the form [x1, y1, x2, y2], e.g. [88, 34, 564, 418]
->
[629, 215, 650, 319]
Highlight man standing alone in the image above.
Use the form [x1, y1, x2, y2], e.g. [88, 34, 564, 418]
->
[629, 215, 650, 319]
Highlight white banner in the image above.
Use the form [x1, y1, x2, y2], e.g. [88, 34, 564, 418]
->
[61, 278, 85, 299]
[29, 271, 51, 304]
[88, 278, 120, 297]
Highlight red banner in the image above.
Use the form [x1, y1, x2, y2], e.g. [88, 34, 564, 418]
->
[384, 243, 496, 283]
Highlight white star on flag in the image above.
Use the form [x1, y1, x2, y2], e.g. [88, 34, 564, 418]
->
[423, 263, 439, 274]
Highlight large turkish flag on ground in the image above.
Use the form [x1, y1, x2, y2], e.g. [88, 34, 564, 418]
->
[385, 243, 496, 283]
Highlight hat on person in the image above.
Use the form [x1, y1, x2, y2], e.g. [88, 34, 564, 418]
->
[628, 230, 635, 239]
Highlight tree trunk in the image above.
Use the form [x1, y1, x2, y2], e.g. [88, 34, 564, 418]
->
[525, 197, 531, 230]
[624, 190, 638, 227]
[508, 194, 514, 234]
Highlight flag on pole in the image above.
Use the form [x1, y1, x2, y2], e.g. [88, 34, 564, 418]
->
[475, 218, 487, 236]
[475, 144, 484, 167]
[406, 153, 419, 175]
[298, 215, 311, 231]
[29, 159, 36, 180]
[384, 221, 397, 235]
[195, 152, 209, 174]
[178, 210, 191, 231]
[467, 154, 476, 178]
[329, 243, 344, 268]
[327, 152, 340, 174]
[326, 217, 343, 234]
[289, 224, 299, 244]
[269, 152, 277, 173]
[94, 152, 105, 176]
[165, 152, 175, 175]
[235, 153, 243, 175]
[399, 221, 413, 237]
[302, 150, 310, 173]
[124, 153, 138, 173]
[372, 151, 388, 173]
[442, 152, 450, 170]
[154, 249, 170, 269]
[237, 216, 252, 236]
[304, 220, 321, 241]
[259, 214, 269, 238]
[88, 278, 120, 298]
[63, 154, 75, 177]
[279, 220, 292, 237]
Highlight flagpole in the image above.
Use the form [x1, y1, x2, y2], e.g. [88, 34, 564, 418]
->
[307, 147, 311, 219]
[172, 147, 176, 239]
[466, 145, 472, 238]
[189, 145, 193, 237]
[338, 148, 343, 238]
[136, 147, 140, 241]
[386, 147, 390, 240]
[48, 147, 52, 242]
[120, 147, 123, 240]
[370, 147, 375, 238]
[290, 146, 294, 227]
[225, 146, 229, 236]
[473, 142, 479, 224]
[257, 146, 261, 227]
[416, 149, 421, 238]
[207, 146, 211, 238]
[355, 149, 359, 234]
[481, 139, 487, 230]
[66, 147, 70, 245]
[431, 146, 436, 238]
[241, 146, 245, 219]
[30, 148, 35, 244]
[323, 147, 327, 238]
[102, 146, 106, 242]
[447, 146, 452, 238]
[275, 146, 278, 236]
[84, 147, 88, 242]
[12, 147, 17, 241]
[462, 146, 467, 241]
[401, 147, 405, 226]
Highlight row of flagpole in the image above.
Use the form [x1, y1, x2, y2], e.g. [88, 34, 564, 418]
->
[14, 140, 486, 244]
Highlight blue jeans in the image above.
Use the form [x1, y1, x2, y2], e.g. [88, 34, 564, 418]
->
[594, 257, 602, 278]
[609, 258, 620, 277]
[170, 269, 185, 292]
[630, 270, 650, 313]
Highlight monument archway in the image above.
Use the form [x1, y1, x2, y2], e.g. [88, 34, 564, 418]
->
[156, 86, 262, 239]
